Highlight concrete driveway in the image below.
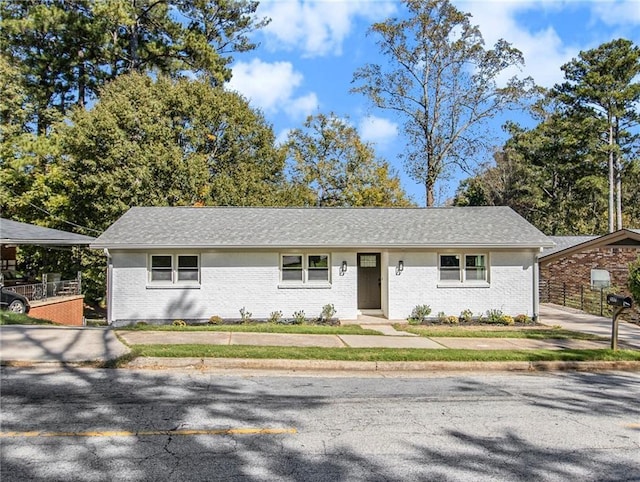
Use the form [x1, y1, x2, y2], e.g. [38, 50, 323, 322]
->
[0, 326, 130, 363]
[540, 304, 640, 349]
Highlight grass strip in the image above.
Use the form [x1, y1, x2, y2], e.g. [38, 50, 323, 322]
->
[131, 345, 640, 362]
[118, 324, 381, 335]
[0, 312, 57, 325]
[395, 325, 605, 340]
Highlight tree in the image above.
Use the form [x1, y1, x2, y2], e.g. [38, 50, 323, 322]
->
[0, 0, 268, 133]
[286, 113, 412, 207]
[351, 0, 533, 206]
[629, 257, 640, 304]
[553, 39, 640, 232]
[59, 73, 287, 233]
[454, 109, 610, 235]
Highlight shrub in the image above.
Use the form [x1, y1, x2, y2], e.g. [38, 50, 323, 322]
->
[408, 304, 431, 324]
[514, 314, 532, 324]
[291, 310, 306, 325]
[135, 321, 148, 327]
[628, 256, 640, 303]
[444, 315, 459, 324]
[321, 303, 336, 321]
[239, 307, 252, 324]
[172, 319, 187, 326]
[268, 311, 283, 324]
[208, 315, 223, 325]
[501, 315, 515, 326]
[436, 311, 448, 323]
[484, 309, 505, 324]
[459, 309, 473, 323]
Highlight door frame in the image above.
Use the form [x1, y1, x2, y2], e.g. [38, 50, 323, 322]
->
[357, 252, 381, 311]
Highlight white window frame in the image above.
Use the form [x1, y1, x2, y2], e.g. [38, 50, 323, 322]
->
[280, 253, 330, 285]
[438, 252, 489, 285]
[148, 254, 200, 286]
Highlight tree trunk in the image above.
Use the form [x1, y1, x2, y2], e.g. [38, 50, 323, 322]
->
[608, 123, 615, 233]
[426, 182, 434, 207]
[614, 119, 622, 231]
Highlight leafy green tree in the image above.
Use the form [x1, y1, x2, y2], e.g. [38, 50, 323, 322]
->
[0, 0, 268, 132]
[351, 0, 533, 206]
[60, 73, 286, 232]
[629, 257, 640, 304]
[454, 107, 610, 235]
[553, 39, 640, 232]
[286, 113, 412, 207]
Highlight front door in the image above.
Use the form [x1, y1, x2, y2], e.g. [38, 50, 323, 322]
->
[357, 253, 381, 310]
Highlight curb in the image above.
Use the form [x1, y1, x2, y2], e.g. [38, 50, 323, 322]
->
[123, 357, 640, 373]
[3, 358, 640, 373]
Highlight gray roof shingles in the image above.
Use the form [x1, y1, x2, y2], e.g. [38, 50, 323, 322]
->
[1, 218, 95, 245]
[91, 206, 553, 249]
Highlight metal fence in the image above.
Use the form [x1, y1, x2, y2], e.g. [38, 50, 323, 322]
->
[539, 279, 620, 318]
[3, 272, 82, 302]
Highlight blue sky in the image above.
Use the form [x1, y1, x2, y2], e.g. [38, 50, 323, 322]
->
[226, 0, 640, 206]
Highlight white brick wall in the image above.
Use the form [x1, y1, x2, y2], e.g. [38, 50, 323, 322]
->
[109, 248, 537, 324]
[110, 250, 357, 323]
[386, 250, 537, 320]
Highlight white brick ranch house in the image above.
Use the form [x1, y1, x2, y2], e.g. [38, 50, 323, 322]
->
[91, 206, 553, 326]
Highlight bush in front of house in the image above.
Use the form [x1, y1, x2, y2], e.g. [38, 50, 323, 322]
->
[514, 314, 532, 324]
[459, 309, 474, 323]
[172, 319, 187, 326]
[208, 315, 223, 325]
[408, 304, 432, 324]
[291, 310, 306, 325]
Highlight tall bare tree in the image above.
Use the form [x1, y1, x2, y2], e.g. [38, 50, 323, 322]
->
[351, 0, 533, 206]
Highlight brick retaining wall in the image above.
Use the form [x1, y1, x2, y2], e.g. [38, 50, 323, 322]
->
[30, 296, 84, 326]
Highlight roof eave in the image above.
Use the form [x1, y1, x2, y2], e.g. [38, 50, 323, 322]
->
[91, 242, 551, 251]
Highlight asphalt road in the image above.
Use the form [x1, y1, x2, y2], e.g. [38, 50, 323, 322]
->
[1, 368, 639, 481]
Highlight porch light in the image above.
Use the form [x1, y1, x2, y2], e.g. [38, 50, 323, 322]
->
[340, 260, 348, 276]
[396, 260, 404, 275]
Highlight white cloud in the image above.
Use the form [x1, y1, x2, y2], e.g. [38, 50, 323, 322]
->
[258, 0, 396, 57]
[359, 115, 398, 146]
[457, 1, 580, 87]
[227, 59, 317, 119]
[591, 0, 640, 26]
[285, 92, 319, 118]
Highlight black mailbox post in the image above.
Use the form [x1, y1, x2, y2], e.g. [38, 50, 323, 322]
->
[606, 294, 634, 350]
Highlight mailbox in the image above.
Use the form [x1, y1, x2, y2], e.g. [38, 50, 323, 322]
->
[606, 294, 633, 308]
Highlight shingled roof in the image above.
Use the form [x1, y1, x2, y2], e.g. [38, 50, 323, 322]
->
[91, 206, 552, 250]
[1, 218, 95, 245]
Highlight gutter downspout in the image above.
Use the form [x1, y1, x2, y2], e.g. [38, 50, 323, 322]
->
[104, 248, 113, 325]
[533, 249, 541, 322]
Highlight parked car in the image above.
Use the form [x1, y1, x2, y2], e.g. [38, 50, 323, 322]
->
[0, 287, 31, 313]
[1, 270, 38, 287]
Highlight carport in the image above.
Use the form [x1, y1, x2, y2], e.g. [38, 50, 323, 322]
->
[1, 218, 95, 325]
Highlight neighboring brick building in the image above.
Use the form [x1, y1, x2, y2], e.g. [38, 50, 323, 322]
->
[539, 229, 640, 322]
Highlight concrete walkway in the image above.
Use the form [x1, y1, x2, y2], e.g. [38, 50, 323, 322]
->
[2, 304, 638, 365]
[0, 325, 130, 363]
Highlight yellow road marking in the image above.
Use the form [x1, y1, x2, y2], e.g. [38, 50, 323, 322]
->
[0, 427, 297, 438]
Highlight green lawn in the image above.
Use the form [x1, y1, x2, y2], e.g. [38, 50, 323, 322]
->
[127, 344, 640, 362]
[395, 324, 605, 340]
[0, 312, 56, 325]
[118, 323, 382, 335]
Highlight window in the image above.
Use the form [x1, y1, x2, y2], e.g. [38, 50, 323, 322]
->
[439, 255, 460, 281]
[149, 254, 200, 285]
[282, 255, 303, 281]
[151, 255, 173, 282]
[439, 253, 488, 283]
[178, 255, 199, 282]
[591, 269, 610, 289]
[465, 255, 487, 281]
[308, 255, 329, 281]
[281, 254, 330, 284]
